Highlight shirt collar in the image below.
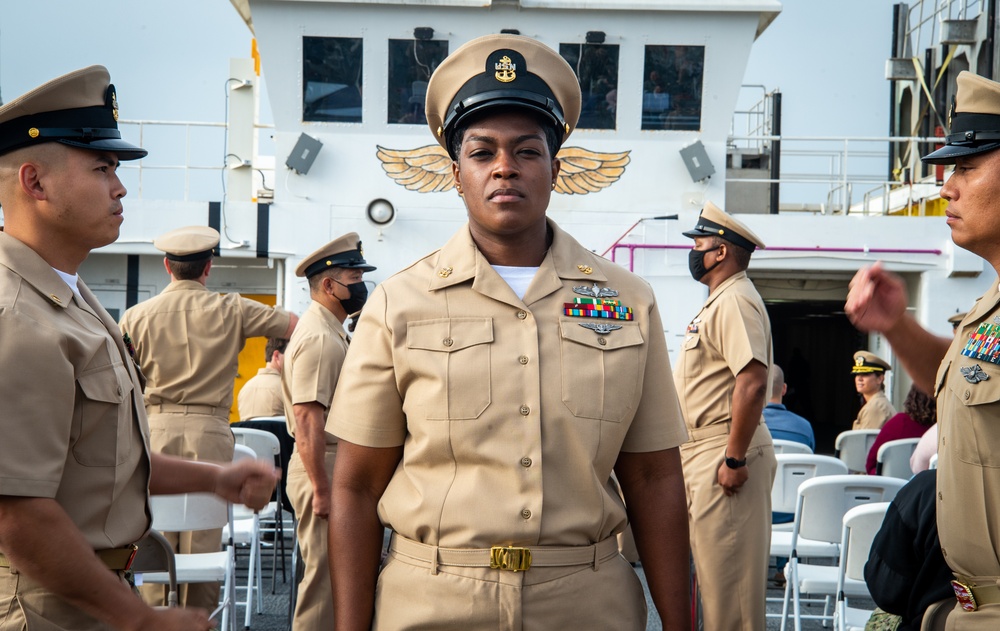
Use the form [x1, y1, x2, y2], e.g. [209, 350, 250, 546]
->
[0, 232, 75, 309]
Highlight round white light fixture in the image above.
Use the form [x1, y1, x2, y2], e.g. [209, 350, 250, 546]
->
[366, 198, 396, 226]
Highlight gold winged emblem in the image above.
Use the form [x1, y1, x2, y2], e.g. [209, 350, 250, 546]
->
[376, 145, 630, 195]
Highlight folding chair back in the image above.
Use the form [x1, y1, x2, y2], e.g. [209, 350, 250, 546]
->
[835, 430, 881, 473]
[131, 530, 178, 607]
[835, 502, 891, 631]
[232, 427, 281, 463]
[772, 454, 849, 514]
[796, 475, 905, 545]
[772, 439, 814, 455]
[876, 438, 922, 479]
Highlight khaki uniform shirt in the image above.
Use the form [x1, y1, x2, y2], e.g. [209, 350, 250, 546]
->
[0, 232, 151, 629]
[119, 280, 290, 410]
[281, 300, 347, 443]
[673, 271, 773, 436]
[330, 220, 688, 548]
[935, 282, 1000, 578]
[238, 367, 284, 420]
[852, 390, 896, 430]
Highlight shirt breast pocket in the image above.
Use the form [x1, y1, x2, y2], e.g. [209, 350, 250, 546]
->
[406, 318, 493, 420]
[947, 360, 1000, 467]
[560, 320, 644, 422]
[73, 363, 133, 466]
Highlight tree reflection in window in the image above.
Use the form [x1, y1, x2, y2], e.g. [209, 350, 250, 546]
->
[559, 43, 619, 130]
[388, 39, 448, 125]
[303, 36, 364, 123]
[641, 45, 704, 131]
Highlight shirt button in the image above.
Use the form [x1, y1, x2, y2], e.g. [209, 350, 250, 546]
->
[598, 337, 607, 346]
[443, 338, 454, 347]
[516, 310, 528, 320]
[938, 492, 943, 500]
[520, 457, 532, 468]
[964, 390, 971, 400]
[519, 405, 530, 416]
[520, 509, 532, 520]
[519, 355, 529, 365]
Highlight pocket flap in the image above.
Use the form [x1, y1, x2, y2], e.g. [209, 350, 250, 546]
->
[77, 365, 130, 404]
[560, 320, 643, 351]
[407, 318, 494, 352]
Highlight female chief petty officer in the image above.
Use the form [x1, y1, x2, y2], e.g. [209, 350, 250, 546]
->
[327, 34, 691, 631]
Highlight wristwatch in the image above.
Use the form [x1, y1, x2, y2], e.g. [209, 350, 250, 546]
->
[724, 455, 747, 469]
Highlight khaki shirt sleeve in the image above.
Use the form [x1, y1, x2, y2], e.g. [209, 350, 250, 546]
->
[288, 332, 345, 410]
[716, 292, 769, 376]
[620, 291, 689, 453]
[0, 310, 76, 497]
[239, 296, 292, 339]
[328, 285, 407, 446]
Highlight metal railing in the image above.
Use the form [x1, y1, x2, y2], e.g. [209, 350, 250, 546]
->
[904, 0, 984, 56]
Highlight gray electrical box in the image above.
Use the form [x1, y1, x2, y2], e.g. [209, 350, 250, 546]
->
[285, 133, 323, 175]
[679, 140, 715, 182]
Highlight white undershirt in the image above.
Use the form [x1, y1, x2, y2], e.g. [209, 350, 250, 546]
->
[53, 268, 83, 300]
[492, 265, 540, 301]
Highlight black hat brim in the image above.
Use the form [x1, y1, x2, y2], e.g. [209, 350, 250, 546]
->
[682, 227, 716, 239]
[58, 137, 147, 161]
[921, 141, 1000, 165]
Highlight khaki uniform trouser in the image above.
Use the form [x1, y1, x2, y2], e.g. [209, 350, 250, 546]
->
[0, 566, 132, 631]
[682, 423, 776, 631]
[140, 412, 235, 611]
[373, 536, 645, 631]
[287, 446, 337, 631]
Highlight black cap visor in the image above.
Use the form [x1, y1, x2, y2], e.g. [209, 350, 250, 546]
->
[922, 112, 1000, 164]
[682, 219, 757, 252]
[921, 140, 1000, 165]
[58, 137, 148, 161]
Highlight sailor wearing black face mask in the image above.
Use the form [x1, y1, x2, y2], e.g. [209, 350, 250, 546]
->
[282, 232, 376, 630]
[673, 201, 776, 630]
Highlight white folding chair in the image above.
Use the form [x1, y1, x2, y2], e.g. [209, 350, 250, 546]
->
[772, 439, 814, 455]
[766, 454, 850, 619]
[779, 475, 906, 631]
[834, 430, 881, 473]
[147, 493, 236, 631]
[226, 442, 270, 629]
[834, 502, 891, 631]
[876, 438, 922, 479]
[929, 453, 938, 470]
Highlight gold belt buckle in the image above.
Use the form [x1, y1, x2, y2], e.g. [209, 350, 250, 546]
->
[490, 546, 532, 572]
[952, 579, 978, 612]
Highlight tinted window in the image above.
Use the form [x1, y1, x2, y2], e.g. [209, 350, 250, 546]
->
[303, 36, 364, 123]
[641, 45, 704, 131]
[559, 43, 619, 130]
[388, 39, 448, 125]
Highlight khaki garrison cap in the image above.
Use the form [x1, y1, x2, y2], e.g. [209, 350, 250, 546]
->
[852, 351, 891, 374]
[296, 232, 376, 279]
[0, 65, 146, 160]
[154, 226, 220, 261]
[682, 201, 766, 252]
[425, 34, 582, 159]
[923, 71, 1000, 164]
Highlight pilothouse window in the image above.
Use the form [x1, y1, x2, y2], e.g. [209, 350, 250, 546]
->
[388, 39, 449, 125]
[303, 36, 364, 123]
[559, 43, 619, 130]
[641, 45, 704, 131]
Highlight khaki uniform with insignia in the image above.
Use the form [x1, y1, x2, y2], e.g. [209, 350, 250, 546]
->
[851, 351, 896, 430]
[0, 66, 150, 630]
[673, 202, 776, 631]
[915, 71, 1000, 626]
[238, 366, 284, 420]
[283, 233, 373, 630]
[120, 226, 291, 610]
[330, 221, 688, 630]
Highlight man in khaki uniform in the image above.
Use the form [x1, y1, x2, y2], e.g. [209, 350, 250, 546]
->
[851, 350, 896, 430]
[0, 65, 278, 631]
[846, 70, 1000, 629]
[120, 226, 296, 609]
[238, 337, 288, 420]
[283, 233, 374, 630]
[674, 201, 776, 630]
[329, 34, 691, 631]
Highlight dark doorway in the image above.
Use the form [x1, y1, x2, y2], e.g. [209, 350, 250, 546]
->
[765, 300, 867, 454]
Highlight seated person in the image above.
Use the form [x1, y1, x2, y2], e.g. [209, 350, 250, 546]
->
[865, 384, 935, 475]
[910, 423, 938, 473]
[864, 470, 954, 631]
[763, 364, 815, 453]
